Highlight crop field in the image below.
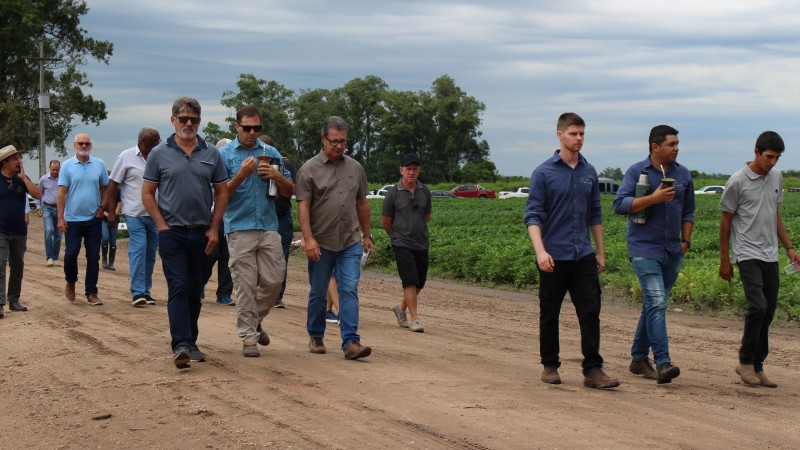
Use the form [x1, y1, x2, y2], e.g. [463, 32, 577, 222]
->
[361, 194, 800, 322]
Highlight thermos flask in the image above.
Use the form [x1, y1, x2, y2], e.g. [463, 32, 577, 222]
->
[632, 171, 650, 224]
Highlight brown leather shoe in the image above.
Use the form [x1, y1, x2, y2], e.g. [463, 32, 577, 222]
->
[309, 337, 326, 354]
[86, 294, 103, 306]
[736, 364, 760, 386]
[343, 340, 372, 360]
[65, 283, 76, 302]
[755, 370, 778, 388]
[584, 367, 620, 389]
[541, 366, 561, 384]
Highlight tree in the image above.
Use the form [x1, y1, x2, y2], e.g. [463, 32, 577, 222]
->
[599, 167, 623, 180]
[291, 88, 341, 162]
[461, 160, 498, 183]
[0, 0, 113, 158]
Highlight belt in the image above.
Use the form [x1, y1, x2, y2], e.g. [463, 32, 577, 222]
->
[171, 225, 206, 230]
[43, 202, 56, 207]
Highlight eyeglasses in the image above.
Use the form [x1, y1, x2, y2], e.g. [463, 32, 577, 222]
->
[174, 116, 201, 125]
[240, 125, 263, 133]
[325, 137, 347, 147]
[75, 142, 92, 147]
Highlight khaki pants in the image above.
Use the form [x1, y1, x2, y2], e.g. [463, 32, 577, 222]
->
[227, 230, 285, 343]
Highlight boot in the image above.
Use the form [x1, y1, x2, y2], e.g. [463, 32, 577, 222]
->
[108, 246, 116, 271]
[736, 363, 760, 386]
[101, 244, 109, 269]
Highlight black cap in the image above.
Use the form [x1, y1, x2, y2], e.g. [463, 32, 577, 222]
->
[401, 153, 421, 166]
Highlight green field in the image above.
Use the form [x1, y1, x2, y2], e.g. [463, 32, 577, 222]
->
[360, 194, 800, 322]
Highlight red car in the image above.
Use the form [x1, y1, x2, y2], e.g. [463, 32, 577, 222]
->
[450, 184, 496, 199]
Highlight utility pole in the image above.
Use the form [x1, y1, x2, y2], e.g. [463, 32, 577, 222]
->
[38, 39, 48, 178]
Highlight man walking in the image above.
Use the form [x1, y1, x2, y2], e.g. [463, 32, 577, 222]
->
[0, 145, 41, 318]
[142, 97, 229, 369]
[383, 153, 432, 333]
[105, 127, 161, 307]
[36, 160, 61, 266]
[719, 131, 797, 388]
[296, 116, 374, 360]
[524, 112, 619, 389]
[613, 125, 694, 384]
[220, 107, 293, 357]
[57, 133, 109, 306]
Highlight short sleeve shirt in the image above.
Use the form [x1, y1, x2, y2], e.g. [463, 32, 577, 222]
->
[58, 155, 109, 222]
[109, 145, 149, 217]
[295, 151, 369, 251]
[719, 164, 782, 263]
[382, 181, 431, 250]
[142, 134, 229, 227]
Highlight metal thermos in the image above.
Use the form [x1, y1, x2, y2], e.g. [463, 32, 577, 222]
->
[268, 157, 280, 198]
[632, 171, 650, 224]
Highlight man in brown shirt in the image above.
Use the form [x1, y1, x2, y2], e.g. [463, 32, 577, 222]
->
[296, 116, 375, 360]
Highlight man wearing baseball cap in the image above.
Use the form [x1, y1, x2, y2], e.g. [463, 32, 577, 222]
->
[0, 145, 42, 318]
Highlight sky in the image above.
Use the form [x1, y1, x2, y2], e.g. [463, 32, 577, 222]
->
[24, 0, 800, 181]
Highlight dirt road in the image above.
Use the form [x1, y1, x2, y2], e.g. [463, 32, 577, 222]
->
[2, 217, 799, 449]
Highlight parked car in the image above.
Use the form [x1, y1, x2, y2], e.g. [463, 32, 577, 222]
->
[788, 187, 800, 193]
[450, 184, 496, 199]
[499, 187, 529, 199]
[366, 184, 395, 199]
[694, 185, 725, 195]
[430, 190, 458, 199]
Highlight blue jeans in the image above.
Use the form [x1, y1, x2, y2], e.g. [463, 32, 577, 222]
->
[64, 217, 102, 297]
[158, 227, 207, 350]
[307, 242, 362, 350]
[101, 218, 118, 248]
[42, 205, 61, 260]
[630, 254, 684, 366]
[125, 215, 158, 298]
[277, 213, 293, 299]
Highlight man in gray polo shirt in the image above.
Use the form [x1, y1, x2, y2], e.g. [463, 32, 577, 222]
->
[296, 116, 375, 360]
[382, 153, 432, 333]
[106, 127, 161, 307]
[719, 131, 798, 388]
[142, 97, 229, 369]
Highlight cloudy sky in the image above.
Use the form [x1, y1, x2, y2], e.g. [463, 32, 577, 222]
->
[27, 0, 800, 180]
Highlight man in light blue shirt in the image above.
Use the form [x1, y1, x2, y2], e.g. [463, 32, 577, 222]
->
[220, 106, 293, 357]
[57, 133, 109, 306]
[36, 160, 61, 266]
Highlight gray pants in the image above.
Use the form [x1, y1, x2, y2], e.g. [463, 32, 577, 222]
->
[0, 234, 27, 306]
[227, 230, 285, 343]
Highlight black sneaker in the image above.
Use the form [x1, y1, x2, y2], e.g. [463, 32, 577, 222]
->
[132, 294, 147, 307]
[657, 362, 681, 384]
[173, 346, 191, 368]
[144, 295, 157, 305]
[274, 298, 285, 309]
[0, 305, 5, 319]
[189, 345, 206, 362]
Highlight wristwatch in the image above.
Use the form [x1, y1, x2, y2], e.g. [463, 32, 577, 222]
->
[681, 239, 691, 249]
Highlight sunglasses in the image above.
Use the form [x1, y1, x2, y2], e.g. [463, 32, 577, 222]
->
[174, 116, 201, 125]
[240, 125, 263, 133]
[75, 142, 92, 147]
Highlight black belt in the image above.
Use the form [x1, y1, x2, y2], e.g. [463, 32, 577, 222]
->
[43, 202, 56, 207]
[171, 225, 206, 230]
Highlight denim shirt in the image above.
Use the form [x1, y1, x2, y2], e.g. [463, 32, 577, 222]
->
[219, 138, 290, 233]
[613, 157, 695, 262]
[523, 150, 602, 261]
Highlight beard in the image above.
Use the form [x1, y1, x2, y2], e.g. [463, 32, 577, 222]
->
[77, 149, 90, 157]
[177, 127, 198, 140]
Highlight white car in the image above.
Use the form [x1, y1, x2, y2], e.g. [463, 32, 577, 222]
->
[366, 184, 395, 199]
[694, 185, 724, 195]
[499, 187, 529, 199]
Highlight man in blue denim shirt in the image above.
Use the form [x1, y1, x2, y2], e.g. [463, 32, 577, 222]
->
[220, 106, 293, 358]
[613, 125, 695, 384]
[524, 112, 619, 389]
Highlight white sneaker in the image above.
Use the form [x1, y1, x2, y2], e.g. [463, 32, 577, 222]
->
[409, 320, 424, 333]
[46, 258, 54, 267]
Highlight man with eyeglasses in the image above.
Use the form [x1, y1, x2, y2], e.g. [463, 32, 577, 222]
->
[296, 116, 375, 360]
[142, 97, 229, 369]
[35, 160, 62, 267]
[0, 145, 42, 318]
[57, 133, 109, 306]
[219, 106, 293, 358]
[382, 153, 432, 333]
[105, 127, 162, 308]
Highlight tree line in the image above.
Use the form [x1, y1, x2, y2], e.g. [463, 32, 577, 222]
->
[203, 73, 497, 184]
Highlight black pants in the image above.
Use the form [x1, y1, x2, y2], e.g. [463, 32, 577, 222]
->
[538, 253, 603, 374]
[737, 260, 779, 371]
[203, 227, 233, 299]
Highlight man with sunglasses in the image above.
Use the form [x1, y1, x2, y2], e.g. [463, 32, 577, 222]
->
[57, 133, 109, 306]
[382, 153, 432, 333]
[105, 127, 162, 307]
[296, 116, 374, 360]
[142, 97, 229, 369]
[0, 145, 42, 318]
[219, 106, 293, 358]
